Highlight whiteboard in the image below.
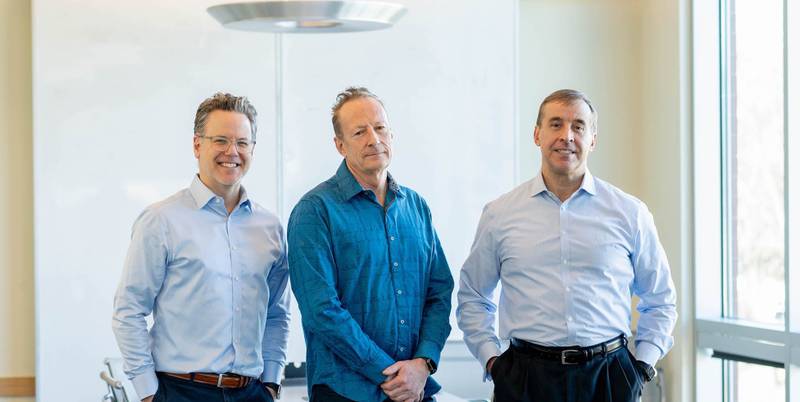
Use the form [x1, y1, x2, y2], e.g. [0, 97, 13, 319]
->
[33, 1, 515, 400]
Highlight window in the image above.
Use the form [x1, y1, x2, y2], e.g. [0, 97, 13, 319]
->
[694, 0, 800, 401]
[722, 0, 785, 326]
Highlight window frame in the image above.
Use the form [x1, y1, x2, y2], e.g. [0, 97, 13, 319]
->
[694, 0, 799, 400]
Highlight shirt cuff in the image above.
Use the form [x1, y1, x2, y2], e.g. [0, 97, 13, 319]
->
[131, 368, 159, 399]
[359, 348, 396, 385]
[413, 340, 443, 366]
[260, 360, 285, 384]
[634, 340, 663, 367]
[477, 342, 502, 382]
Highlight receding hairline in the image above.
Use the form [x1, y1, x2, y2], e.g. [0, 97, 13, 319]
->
[331, 87, 387, 138]
[535, 90, 597, 129]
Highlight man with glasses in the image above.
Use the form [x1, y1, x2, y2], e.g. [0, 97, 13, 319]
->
[288, 87, 454, 402]
[113, 92, 289, 402]
[457, 89, 677, 402]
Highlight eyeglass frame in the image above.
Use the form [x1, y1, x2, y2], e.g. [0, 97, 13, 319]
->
[195, 135, 256, 153]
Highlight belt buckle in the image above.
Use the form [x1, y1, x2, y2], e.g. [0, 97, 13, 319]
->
[216, 374, 224, 388]
[560, 349, 582, 365]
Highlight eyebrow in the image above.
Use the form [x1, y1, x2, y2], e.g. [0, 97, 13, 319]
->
[547, 117, 587, 126]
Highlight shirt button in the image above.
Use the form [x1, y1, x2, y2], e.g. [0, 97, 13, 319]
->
[393, 262, 399, 267]
[568, 316, 573, 321]
[400, 319, 405, 325]
[397, 290, 403, 295]
[399, 346, 405, 352]
[390, 236, 395, 241]
[232, 245, 238, 251]
[235, 307, 240, 312]
[234, 276, 239, 281]
[563, 259, 568, 264]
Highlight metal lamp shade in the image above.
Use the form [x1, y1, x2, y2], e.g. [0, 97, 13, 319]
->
[207, 1, 407, 33]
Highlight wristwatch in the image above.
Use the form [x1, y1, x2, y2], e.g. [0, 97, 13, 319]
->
[634, 360, 657, 382]
[263, 382, 282, 399]
[422, 357, 438, 374]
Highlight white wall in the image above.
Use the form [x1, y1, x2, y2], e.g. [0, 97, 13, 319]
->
[32, 1, 516, 401]
[639, 1, 693, 401]
[32, 1, 279, 400]
[0, 0, 35, 401]
[518, 0, 643, 194]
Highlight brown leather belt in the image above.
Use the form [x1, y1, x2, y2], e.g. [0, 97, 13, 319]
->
[161, 372, 254, 388]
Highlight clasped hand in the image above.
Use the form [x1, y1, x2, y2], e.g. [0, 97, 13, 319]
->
[380, 358, 428, 402]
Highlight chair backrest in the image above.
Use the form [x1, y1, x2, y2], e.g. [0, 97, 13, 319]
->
[102, 358, 137, 402]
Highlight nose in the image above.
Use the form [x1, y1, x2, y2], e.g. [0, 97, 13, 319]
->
[366, 127, 382, 146]
[223, 141, 240, 155]
[559, 127, 575, 143]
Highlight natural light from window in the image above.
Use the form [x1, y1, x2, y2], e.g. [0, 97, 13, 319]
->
[728, 0, 785, 326]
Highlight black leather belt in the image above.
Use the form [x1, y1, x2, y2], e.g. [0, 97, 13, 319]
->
[510, 335, 626, 365]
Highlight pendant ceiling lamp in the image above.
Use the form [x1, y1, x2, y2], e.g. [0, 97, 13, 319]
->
[206, 1, 405, 222]
[207, 1, 407, 33]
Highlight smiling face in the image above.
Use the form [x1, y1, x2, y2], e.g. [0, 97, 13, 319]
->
[534, 100, 596, 181]
[193, 110, 253, 196]
[333, 96, 393, 177]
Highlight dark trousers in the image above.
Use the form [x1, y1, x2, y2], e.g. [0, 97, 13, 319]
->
[153, 373, 274, 402]
[491, 342, 643, 402]
[310, 384, 436, 402]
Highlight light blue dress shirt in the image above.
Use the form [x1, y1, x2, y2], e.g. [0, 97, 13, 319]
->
[457, 171, 677, 377]
[112, 175, 290, 398]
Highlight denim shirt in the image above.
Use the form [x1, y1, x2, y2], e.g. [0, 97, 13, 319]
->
[288, 160, 454, 402]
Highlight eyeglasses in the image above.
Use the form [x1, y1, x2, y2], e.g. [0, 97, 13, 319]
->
[196, 135, 255, 153]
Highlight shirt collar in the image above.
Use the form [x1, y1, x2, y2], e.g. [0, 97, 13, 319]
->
[189, 174, 252, 212]
[580, 170, 597, 195]
[530, 170, 597, 197]
[334, 159, 405, 201]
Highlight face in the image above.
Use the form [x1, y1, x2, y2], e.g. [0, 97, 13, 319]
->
[193, 110, 253, 195]
[534, 100, 596, 180]
[334, 97, 393, 177]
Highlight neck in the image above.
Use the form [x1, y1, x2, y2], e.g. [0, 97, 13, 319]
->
[198, 174, 241, 214]
[346, 162, 389, 206]
[541, 168, 584, 202]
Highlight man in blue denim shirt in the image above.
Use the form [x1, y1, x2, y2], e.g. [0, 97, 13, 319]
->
[288, 87, 454, 402]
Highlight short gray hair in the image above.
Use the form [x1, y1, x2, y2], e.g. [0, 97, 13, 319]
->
[194, 92, 258, 141]
[535, 89, 597, 130]
[331, 86, 385, 138]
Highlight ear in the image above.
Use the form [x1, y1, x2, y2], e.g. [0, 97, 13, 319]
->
[533, 125, 541, 146]
[334, 136, 346, 157]
[589, 131, 597, 151]
[193, 134, 201, 158]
